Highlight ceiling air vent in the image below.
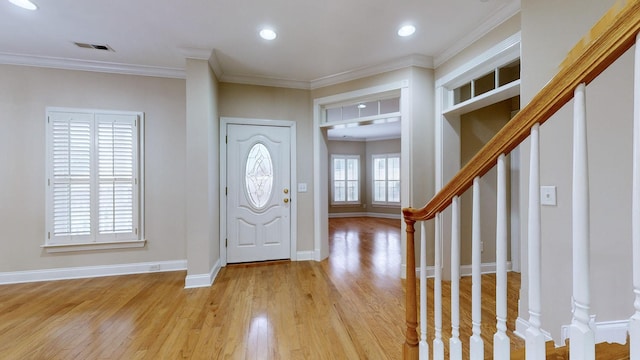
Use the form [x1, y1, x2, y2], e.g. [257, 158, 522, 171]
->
[74, 42, 115, 52]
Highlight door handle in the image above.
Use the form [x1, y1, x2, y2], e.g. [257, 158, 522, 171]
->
[283, 198, 289, 203]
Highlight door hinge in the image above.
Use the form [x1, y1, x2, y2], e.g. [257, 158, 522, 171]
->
[225, 238, 228, 248]
[225, 187, 228, 196]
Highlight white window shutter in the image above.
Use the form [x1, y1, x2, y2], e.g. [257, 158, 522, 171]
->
[96, 114, 137, 241]
[49, 112, 93, 243]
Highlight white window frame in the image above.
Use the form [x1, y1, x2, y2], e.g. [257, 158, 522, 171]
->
[372, 153, 401, 206]
[44, 107, 145, 252]
[330, 154, 360, 205]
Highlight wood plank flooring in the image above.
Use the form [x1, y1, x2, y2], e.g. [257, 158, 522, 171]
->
[3, 217, 623, 359]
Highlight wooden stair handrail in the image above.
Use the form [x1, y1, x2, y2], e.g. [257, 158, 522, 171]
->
[403, 0, 640, 222]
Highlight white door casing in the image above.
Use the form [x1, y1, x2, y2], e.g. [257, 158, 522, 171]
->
[225, 123, 292, 263]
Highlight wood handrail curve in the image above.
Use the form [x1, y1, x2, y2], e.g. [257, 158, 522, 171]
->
[403, 0, 640, 222]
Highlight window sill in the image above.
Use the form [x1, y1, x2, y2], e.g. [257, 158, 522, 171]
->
[42, 239, 147, 253]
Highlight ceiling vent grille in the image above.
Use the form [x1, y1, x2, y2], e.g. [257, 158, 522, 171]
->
[74, 42, 115, 52]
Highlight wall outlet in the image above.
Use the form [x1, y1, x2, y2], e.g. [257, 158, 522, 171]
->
[149, 264, 161, 271]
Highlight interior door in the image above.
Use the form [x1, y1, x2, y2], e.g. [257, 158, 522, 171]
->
[226, 124, 291, 263]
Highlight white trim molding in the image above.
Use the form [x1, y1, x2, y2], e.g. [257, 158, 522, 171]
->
[184, 259, 221, 289]
[516, 317, 629, 348]
[328, 212, 401, 220]
[0, 52, 185, 79]
[0, 260, 187, 285]
[296, 251, 315, 261]
[414, 261, 513, 279]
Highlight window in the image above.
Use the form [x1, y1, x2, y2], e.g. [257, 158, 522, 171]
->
[373, 154, 400, 205]
[331, 155, 360, 204]
[45, 108, 144, 250]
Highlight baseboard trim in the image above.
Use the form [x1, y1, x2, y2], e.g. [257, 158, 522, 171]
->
[414, 262, 513, 278]
[560, 317, 629, 346]
[184, 259, 221, 289]
[296, 251, 315, 261]
[515, 317, 554, 342]
[0, 259, 187, 285]
[328, 212, 401, 220]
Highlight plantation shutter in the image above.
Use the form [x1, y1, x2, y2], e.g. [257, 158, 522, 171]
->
[96, 114, 137, 241]
[49, 112, 93, 243]
[46, 110, 139, 245]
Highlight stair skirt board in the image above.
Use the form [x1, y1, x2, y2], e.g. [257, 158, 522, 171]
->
[516, 316, 629, 347]
[0, 259, 188, 285]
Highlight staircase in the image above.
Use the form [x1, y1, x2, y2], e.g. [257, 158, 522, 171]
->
[401, 1, 640, 359]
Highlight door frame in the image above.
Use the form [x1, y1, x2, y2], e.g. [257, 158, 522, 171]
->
[219, 117, 297, 267]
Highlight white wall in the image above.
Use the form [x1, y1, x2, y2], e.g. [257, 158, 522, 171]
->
[0, 64, 186, 272]
[520, 0, 634, 343]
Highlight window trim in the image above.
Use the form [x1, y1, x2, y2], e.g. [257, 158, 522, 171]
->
[44, 107, 145, 252]
[330, 154, 361, 206]
[372, 153, 401, 206]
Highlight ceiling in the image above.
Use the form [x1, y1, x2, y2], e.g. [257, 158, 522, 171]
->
[0, 0, 520, 89]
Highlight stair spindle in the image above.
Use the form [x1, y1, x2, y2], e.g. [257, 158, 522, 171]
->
[570, 83, 595, 360]
[494, 154, 510, 359]
[526, 123, 546, 359]
[434, 212, 444, 360]
[470, 177, 484, 358]
[450, 196, 462, 359]
[630, 32, 640, 360]
[420, 221, 429, 359]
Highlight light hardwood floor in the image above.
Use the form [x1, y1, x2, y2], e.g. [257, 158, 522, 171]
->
[0, 217, 586, 359]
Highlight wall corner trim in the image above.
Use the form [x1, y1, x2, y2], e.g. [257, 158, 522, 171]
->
[184, 259, 221, 289]
[296, 251, 315, 261]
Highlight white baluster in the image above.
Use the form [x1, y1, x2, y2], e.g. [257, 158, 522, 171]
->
[420, 221, 429, 359]
[450, 196, 462, 360]
[433, 212, 444, 360]
[631, 32, 640, 360]
[526, 123, 546, 359]
[494, 154, 510, 359]
[470, 177, 484, 358]
[570, 83, 594, 360]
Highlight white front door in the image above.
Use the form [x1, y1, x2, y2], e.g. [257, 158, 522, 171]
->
[226, 124, 291, 263]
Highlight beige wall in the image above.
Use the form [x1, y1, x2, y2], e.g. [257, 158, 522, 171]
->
[185, 59, 220, 277]
[520, 0, 633, 343]
[459, 98, 516, 265]
[0, 64, 187, 272]
[218, 83, 314, 252]
[328, 138, 402, 216]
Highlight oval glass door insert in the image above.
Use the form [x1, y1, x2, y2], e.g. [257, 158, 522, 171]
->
[245, 143, 274, 209]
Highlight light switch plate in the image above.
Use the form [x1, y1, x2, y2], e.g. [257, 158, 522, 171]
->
[540, 185, 557, 206]
[297, 183, 307, 192]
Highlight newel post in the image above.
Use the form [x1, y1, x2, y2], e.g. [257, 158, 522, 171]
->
[403, 217, 419, 360]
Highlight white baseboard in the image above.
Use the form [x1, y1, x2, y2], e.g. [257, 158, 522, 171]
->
[0, 259, 187, 285]
[184, 259, 221, 289]
[328, 212, 401, 220]
[515, 317, 554, 342]
[296, 251, 315, 261]
[414, 262, 513, 278]
[560, 317, 629, 346]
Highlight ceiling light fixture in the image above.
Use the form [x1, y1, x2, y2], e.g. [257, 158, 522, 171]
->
[357, 104, 367, 109]
[259, 29, 277, 41]
[397, 25, 416, 37]
[8, 0, 38, 10]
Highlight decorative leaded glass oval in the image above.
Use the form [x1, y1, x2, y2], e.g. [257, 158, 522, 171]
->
[245, 143, 274, 209]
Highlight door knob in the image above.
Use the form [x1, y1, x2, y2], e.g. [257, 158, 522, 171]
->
[283, 198, 289, 203]
[283, 188, 289, 194]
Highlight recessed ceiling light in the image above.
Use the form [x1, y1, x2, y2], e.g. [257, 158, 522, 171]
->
[397, 25, 416, 37]
[357, 104, 367, 109]
[8, 0, 37, 10]
[259, 29, 277, 41]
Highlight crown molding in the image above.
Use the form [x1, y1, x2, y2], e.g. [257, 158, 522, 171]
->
[309, 54, 434, 90]
[219, 73, 312, 90]
[0, 52, 185, 79]
[434, 0, 521, 68]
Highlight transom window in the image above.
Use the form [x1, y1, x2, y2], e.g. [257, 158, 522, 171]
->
[331, 155, 360, 204]
[45, 108, 143, 248]
[373, 154, 400, 204]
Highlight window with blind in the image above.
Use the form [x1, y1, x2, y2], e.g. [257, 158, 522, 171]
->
[331, 154, 360, 205]
[45, 109, 143, 248]
[373, 154, 400, 205]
